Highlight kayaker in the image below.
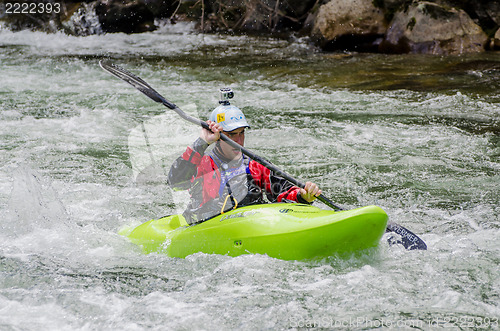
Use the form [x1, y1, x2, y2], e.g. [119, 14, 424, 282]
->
[168, 95, 322, 225]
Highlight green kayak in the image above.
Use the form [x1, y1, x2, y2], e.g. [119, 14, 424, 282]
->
[119, 203, 388, 260]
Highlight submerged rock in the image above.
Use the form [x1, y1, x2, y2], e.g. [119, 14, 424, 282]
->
[379, 1, 488, 55]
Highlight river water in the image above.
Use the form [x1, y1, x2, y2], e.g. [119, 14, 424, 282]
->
[0, 23, 499, 330]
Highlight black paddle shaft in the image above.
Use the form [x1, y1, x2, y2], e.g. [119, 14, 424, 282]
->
[99, 60, 427, 250]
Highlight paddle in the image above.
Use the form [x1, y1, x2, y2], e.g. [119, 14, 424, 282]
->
[99, 60, 427, 251]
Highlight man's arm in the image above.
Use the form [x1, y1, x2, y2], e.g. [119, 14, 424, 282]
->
[168, 120, 223, 190]
[167, 138, 209, 190]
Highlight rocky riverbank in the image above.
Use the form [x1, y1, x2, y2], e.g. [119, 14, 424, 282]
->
[1, 0, 499, 55]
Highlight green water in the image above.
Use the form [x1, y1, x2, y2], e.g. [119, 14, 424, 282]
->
[0, 26, 499, 330]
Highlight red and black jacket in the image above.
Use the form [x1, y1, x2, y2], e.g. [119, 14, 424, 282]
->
[168, 138, 309, 224]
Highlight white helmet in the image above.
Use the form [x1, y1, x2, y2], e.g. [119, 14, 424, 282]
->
[209, 105, 250, 132]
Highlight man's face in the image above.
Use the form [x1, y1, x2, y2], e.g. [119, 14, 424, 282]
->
[220, 127, 245, 160]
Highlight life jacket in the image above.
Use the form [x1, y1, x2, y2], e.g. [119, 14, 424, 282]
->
[190, 152, 252, 221]
[169, 142, 306, 224]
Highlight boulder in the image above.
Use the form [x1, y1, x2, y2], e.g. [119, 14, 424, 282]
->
[312, 0, 387, 52]
[380, 1, 488, 55]
[445, 0, 500, 36]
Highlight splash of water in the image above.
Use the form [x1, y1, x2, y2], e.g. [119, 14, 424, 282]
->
[5, 165, 69, 237]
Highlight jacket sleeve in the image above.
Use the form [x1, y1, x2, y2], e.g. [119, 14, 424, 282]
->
[167, 138, 209, 190]
[249, 161, 310, 204]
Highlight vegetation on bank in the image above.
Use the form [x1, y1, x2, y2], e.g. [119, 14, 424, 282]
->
[1, 0, 499, 54]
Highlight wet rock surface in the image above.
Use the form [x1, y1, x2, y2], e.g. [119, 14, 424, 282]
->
[379, 1, 488, 55]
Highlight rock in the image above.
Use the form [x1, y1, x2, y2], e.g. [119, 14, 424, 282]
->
[380, 1, 488, 55]
[95, 0, 156, 34]
[312, 0, 387, 52]
[445, 0, 500, 36]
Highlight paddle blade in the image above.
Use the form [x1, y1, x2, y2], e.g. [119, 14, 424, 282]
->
[99, 60, 176, 109]
[386, 222, 427, 250]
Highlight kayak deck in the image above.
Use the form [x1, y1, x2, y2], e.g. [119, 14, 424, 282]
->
[121, 203, 388, 260]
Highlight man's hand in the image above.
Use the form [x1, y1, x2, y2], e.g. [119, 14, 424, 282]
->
[200, 120, 223, 144]
[299, 181, 322, 202]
